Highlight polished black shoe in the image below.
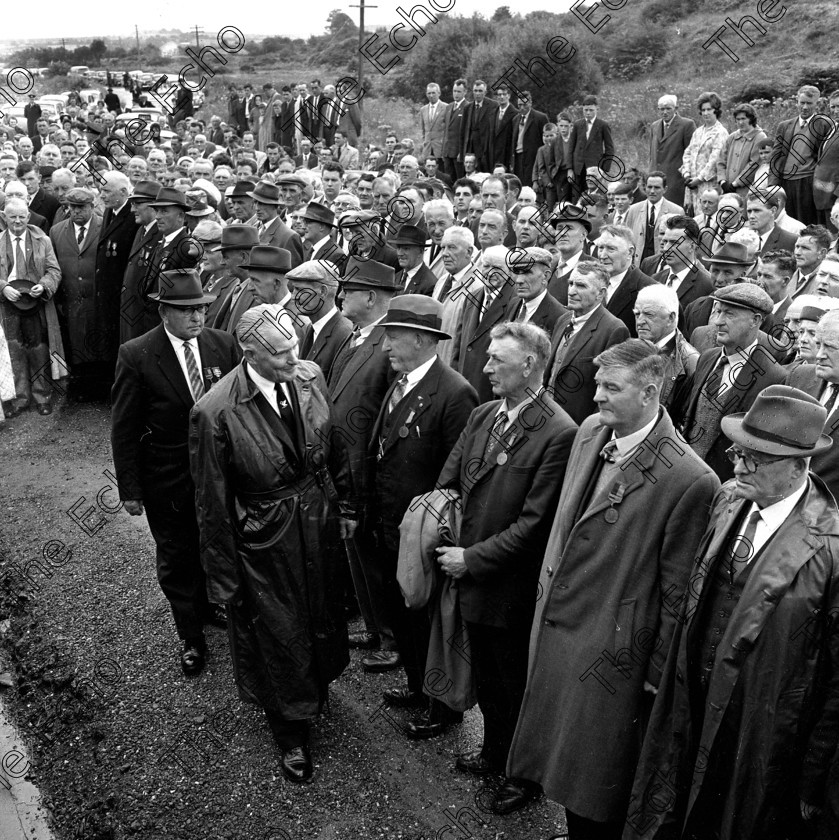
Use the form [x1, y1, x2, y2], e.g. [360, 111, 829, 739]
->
[455, 749, 497, 776]
[36, 403, 52, 416]
[383, 686, 425, 708]
[406, 703, 464, 739]
[180, 638, 206, 676]
[492, 777, 542, 815]
[349, 631, 380, 650]
[204, 604, 228, 629]
[361, 650, 401, 672]
[281, 745, 313, 783]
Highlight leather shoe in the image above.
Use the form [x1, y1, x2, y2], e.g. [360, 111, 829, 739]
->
[406, 703, 464, 739]
[361, 650, 401, 672]
[349, 631, 380, 650]
[492, 777, 542, 815]
[455, 749, 497, 776]
[280, 745, 313, 783]
[204, 604, 227, 629]
[36, 403, 52, 416]
[383, 686, 425, 708]
[180, 638, 206, 676]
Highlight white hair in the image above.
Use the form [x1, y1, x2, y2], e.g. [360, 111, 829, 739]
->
[101, 170, 131, 192]
[399, 155, 419, 169]
[236, 304, 297, 349]
[441, 225, 474, 249]
[519, 186, 537, 203]
[4, 197, 29, 215]
[424, 198, 454, 221]
[728, 227, 759, 257]
[658, 94, 677, 109]
[51, 167, 77, 185]
[636, 283, 679, 316]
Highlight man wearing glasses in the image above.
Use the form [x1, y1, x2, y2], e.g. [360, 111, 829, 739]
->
[627, 384, 839, 840]
[111, 269, 240, 677]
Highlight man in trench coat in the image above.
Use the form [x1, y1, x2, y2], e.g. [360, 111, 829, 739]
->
[505, 339, 719, 838]
[624, 385, 839, 840]
[189, 304, 356, 785]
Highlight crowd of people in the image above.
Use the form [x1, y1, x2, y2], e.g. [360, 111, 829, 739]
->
[3, 72, 839, 839]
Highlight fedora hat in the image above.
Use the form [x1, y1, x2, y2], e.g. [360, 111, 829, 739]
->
[230, 179, 258, 198]
[211, 225, 259, 253]
[341, 257, 400, 292]
[300, 202, 335, 227]
[7, 279, 40, 312]
[380, 293, 451, 340]
[185, 192, 215, 217]
[706, 241, 753, 266]
[147, 269, 216, 306]
[549, 205, 592, 233]
[129, 180, 162, 203]
[339, 209, 379, 229]
[248, 245, 292, 274]
[247, 181, 283, 205]
[389, 224, 426, 248]
[721, 384, 833, 457]
[148, 187, 190, 210]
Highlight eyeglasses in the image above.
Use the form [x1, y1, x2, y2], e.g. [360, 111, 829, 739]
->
[176, 305, 208, 315]
[725, 445, 787, 473]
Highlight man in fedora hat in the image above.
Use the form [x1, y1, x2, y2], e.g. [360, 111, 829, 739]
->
[248, 180, 304, 266]
[145, 187, 201, 301]
[0, 197, 63, 417]
[243, 245, 305, 339]
[340, 210, 400, 274]
[329, 257, 401, 655]
[392, 224, 437, 296]
[288, 260, 351, 381]
[111, 268, 240, 677]
[49, 187, 102, 401]
[205, 225, 259, 330]
[675, 283, 786, 482]
[363, 294, 477, 734]
[189, 304, 356, 784]
[120, 180, 162, 345]
[298, 201, 346, 269]
[546, 207, 591, 305]
[227, 179, 259, 227]
[627, 384, 839, 840]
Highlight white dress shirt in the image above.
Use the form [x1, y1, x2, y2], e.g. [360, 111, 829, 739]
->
[401, 354, 437, 399]
[737, 482, 808, 563]
[356, 314, 385, 345]
[610, 412, 660, 462]
[164, 328, 203, 392]
[246, 361, 293, 414]
[517, 289, 548, 322]
[664, 265, 691, 292]
[7, 230, 29, 282]
[310, 306, 338, 340]
[606, 268, 629, 302]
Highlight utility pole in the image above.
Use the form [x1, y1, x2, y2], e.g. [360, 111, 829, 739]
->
[350, 0, 376, 111]
[194, 25, 203, 48]
[135, 25, 141, 67]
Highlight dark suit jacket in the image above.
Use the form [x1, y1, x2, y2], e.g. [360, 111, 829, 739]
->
[346, 242, 400, 274]
[452, 283, 516, 403]
[110, 324, 240, 500]
[572, 116, 615, 175]
[258, 216, 304, 267]
[274, 102, 295, 149]
[758, 223, 798, 256]
[648, 114, 696, 205]
[29, 187, 60, 227]
[437, 392, 578, 628]
[547, 254, 588, 305]
[294, 153, 319, 169]
[512, 109, 549, 184]
[674, 345, 786, 481]
[442, 99, 467, 159]
[606, 266, 655, 337]
[369, 357, 478, 548]
[505, 291, 567, 335]
[301, 308, 353, 382]
[312, 237, 347, 272]
[399, 262, 438, 297]
[544, 304, 630, 425]
[640, 253, 666, 276]
[119, 221, 161, 344]
[769, 116, 823, 187]
[814, 128, 839, 211]
[493, 105, 520, 171]
[461, 97, 498, 168]
[652, 263, 714, 311]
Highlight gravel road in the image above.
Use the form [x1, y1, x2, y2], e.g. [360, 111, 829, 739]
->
[0, 401, 566, 840]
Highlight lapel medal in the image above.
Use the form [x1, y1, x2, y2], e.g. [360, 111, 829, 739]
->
[496, 431, 517, 465]
[398, 426, 409, 438]
[605, 481, 627, 524]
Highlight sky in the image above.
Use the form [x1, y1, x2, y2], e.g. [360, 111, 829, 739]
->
[8, 0, 576, 41]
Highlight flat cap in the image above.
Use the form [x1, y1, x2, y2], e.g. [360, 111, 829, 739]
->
[276, 173, 308, 189]
[339, 209, 380, 228]
[64, 187, 95, 205]
[286, 260, 341, 287]
[711, 283, 774, 315]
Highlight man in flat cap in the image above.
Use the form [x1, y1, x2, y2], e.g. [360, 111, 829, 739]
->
[289, 261, 351, 381]
[675, 283, 786, 481]
[49, 187, 102, 401]
[628, 384, 839, 840]
[111, 269, 240, 677]
[504, 247, 566, 335]
[276, 174, 307, 215]
[364, 294, 477, 737]
[249, 180, 304, 266]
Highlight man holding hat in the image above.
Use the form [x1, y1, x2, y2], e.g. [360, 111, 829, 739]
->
[364, 294, 477, 734]
[249, 180, 304, 266]
[392, 224, 437, 296]
[111, 269, 240, 676]
[627, 384, 839, 840]
[299, 201, 346, 269]
[676, 283, 786, 481]
[329, 257, 401, 655]
[288, 260, 351, 380]
[0, 197, 63, 416]
[205, 225, 259, 330]
[49, 187, 102, 400]
[505, 246, 566, 333]
[120, 180, 162, 344]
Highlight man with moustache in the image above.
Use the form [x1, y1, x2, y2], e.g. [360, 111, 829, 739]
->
[505, 246, 566, 334]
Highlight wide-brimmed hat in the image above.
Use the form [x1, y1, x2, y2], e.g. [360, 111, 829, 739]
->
[147, 269, 216, 305]
[129, 180, 162, 203]
[185, 192, 215, 217]
[706, 242, 753, 266]
[248, 245, 292, 274]
[549, 206, 592, 233]
[211, 225, 259, 253]
[711, 283, 773, 316]
[389, 224, 426, 248]
[230, 179, 258, 198]
[148, 187, 190, 210]
[341, 257, 400, 292]
[339, 209, 379, 229]
[721, 384, 833, 457]
[380, 293, 451, 340]
[247, 181, 283, 205]
[7, 279, 40, 311]
[300, 202, 335, 226]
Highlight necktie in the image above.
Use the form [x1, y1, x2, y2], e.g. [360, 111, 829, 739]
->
[548, 319, 576, 387]
[274, 383, 298, 448]
[300, 323, 314, 358]
[438, 273, 456, 302]
[704, 215, 712, 230]
[77, 226, 85, 245]
[482, 411, 508, 464]
[183, 342, 205, 402]
[666, 271, 678, 287]
[351, 326, 363, 348]
[387, 374, 408, 415]
[600, 440, 618, 463]
[400, 269, 409, 290]
[823, 383, 838, 415]
[729, 510, 762, 582]
[705, 355, 729, 400]
[586, 120, 592, 140]
[480, 289, 495, 321]
[648, 203, 656, 229]
[14, 236, 26, 280]
[515, 301, 527, 322]
[614, 215, 623, 226]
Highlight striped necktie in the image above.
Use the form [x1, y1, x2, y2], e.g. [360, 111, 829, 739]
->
[183, 341, 205, 402]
